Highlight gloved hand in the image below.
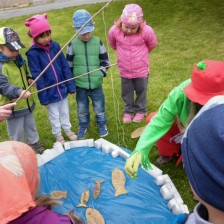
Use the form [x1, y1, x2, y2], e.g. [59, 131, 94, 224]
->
[124, 151, 142, 179]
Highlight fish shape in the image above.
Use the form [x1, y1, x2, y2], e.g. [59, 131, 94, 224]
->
[76, 189, 90, 208]
[93, 180, 104, 200]
[131, 126, 146, 138]
[86, 208, 105, 224]
[50, 190, 67, 199]
[112, 168, 128, 197]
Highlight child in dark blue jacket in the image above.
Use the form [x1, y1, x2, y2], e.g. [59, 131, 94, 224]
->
[25, 14, 77, 144]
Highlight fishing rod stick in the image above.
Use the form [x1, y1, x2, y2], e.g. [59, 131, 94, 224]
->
[31, 63, 117, 95]
[0, 63, 117, 106]
[15, 0, 113, 103]
[0, 63, 117, 107]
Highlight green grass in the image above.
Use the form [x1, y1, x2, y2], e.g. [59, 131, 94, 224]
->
[0, 0, 224, 212]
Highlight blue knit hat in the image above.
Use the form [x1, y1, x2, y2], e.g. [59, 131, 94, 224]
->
[182, 95, 224, 211]
[73, 9, 94, 35]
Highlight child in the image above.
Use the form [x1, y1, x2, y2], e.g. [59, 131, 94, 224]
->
[66, 9, 110, 139]
[124, 60, 224, 178]
[0, 27, 45, 154]
[25, 14, 77, 144]
[108, 4, 157, 123]
[181, 95, 224, 223]
[0, 141, 84, 224]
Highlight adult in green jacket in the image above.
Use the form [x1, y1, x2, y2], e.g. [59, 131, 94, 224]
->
[125, 60, 224, 178]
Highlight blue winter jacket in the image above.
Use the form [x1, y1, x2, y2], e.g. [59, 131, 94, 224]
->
[26, 40, 76, 105]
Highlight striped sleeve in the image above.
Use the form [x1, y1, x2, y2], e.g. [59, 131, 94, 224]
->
[99, 40, 110, 77]
[66, 42, 74, 73]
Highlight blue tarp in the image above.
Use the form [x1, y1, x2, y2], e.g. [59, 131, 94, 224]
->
[39, 146, 176, 224]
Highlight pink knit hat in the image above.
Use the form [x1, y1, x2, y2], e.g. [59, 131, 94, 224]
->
[25, 13, 51, 38]
[121, 4, 143, 28]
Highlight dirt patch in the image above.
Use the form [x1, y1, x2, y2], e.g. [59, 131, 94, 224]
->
[0, 0, 57, 10]
[0, 0, 29, 10]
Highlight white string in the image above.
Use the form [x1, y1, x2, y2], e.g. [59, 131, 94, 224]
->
[102, 10, 128, 148]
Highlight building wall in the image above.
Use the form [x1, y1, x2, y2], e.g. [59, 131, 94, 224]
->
[0, 0, 29, 9]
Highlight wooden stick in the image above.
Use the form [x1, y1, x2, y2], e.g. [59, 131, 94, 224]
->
[31, 63, 117, 95]
[0, 63, 117, 107]
[15, 0, 113, 103]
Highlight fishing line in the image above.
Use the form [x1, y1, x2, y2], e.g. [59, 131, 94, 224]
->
[102, 9, 128, 148]
[14, 0, 113, 104]
[31, 64, 116, 95]
[0, 64, 116, 107]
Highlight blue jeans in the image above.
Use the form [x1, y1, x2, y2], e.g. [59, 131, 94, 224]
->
[76, 86, 107, 128]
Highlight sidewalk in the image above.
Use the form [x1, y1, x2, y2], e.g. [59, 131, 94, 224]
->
[0, 0, 107, 19]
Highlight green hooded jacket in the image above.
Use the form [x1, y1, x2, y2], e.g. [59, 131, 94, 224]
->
[0, 54, 35, 118]
[134, 79, 191, 168]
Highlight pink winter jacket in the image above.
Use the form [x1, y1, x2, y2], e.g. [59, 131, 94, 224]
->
[108, 20, 157, 79]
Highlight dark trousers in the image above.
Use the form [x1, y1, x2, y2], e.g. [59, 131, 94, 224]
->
[121, 76, 148, 114]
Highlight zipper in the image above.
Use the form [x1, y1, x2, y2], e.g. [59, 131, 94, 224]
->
[84, 42, 91, 89]
[46, 50, 63, 99]
[14, 61, 32, 112]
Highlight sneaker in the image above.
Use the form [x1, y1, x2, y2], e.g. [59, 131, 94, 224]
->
[65, 131, 77, 141]
[56, 135, 65, 144]
[98, 125, 108, 137]
[77, 127, 87, 140]
[133, 113, 145, 123]
[29, 142, 45, 154]
[123, 113, 133, 123]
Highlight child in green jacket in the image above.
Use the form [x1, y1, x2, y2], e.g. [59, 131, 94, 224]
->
[66, 9, 110, 139]
[0, 27, 44, 154]
[125, 60, 224, 178]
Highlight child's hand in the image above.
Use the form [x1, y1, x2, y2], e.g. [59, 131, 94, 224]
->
[28, 79, 36, 87]
[20, 90, 31, 99]
[0, 102, 16, 121]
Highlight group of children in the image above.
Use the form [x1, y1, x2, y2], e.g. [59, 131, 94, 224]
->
[1, 3, 224, 224]
[0, 4, 156, 152]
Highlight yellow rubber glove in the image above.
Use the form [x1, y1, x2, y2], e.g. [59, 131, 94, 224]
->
[124, 151, 142, 179]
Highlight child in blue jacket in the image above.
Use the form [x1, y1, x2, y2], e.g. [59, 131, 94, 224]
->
[25, 14, 77, 144]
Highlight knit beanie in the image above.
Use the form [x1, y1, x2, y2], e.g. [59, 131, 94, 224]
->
[120, 4, 143, 28]
[181, 95, 224, 211]
[25, 13, 51, 38]
[184, 60, 224, 105]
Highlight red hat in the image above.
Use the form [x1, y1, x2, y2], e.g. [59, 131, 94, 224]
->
[184, 60, 224, 105]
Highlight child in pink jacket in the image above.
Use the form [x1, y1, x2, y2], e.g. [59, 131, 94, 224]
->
[108, 4, 157, 123]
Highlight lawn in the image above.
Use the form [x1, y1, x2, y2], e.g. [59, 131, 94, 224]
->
[0, 0, 224, 212]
